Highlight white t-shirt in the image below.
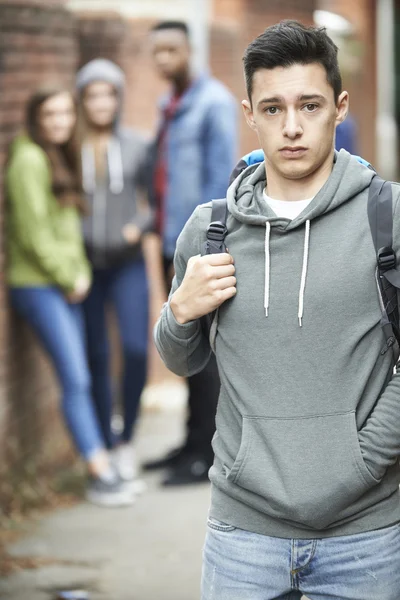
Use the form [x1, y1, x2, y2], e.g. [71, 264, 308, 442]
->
[263, 190, 313, 221]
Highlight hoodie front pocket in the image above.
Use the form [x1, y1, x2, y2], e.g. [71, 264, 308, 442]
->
[225, 411, 379, 530]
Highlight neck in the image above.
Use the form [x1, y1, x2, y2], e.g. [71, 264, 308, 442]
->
[264, 150, 334, 201]
[86, 124, 113, 141]
[172, 70, 191, 95]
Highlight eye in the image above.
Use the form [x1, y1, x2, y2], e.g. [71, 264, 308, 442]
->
[303, 103, 318, 112]
[264, 106, 280, 115]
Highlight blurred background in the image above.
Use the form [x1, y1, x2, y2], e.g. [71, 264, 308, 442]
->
[0, 0, 399, 597]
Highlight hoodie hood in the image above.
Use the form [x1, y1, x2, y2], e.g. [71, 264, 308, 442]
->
[76, 58, 125, 97]
[227, 149, 376, 326]
[227, 149, 375, 230]
[76, 59, 126, 195]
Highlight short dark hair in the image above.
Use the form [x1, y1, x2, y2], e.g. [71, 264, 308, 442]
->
[151, 20, 189, 38]
[243, 20, 342, 102]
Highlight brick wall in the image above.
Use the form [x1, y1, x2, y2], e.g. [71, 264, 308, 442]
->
[76, 11, 132, 69]
[0, 0, 78, 514]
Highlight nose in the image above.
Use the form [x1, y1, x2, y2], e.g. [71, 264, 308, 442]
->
[53, 111, 73, 132]
[282, 108, 303, 139]
[156, 50, 170, 67]
[56, 113, 70, 128]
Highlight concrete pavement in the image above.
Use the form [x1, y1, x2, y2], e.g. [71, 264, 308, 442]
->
[1, 385, 308, 600]
[0, 396, 210, 600]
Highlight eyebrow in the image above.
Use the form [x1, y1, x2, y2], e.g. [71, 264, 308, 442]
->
[257, 96, 282, 106]
[257, 93, 326, 108]
[298, 94, 326, 102]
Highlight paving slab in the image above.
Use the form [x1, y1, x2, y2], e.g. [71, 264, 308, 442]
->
[1, 402, 210, 600]
[1, 391, 308, 600]
[0, 565, 99, 597]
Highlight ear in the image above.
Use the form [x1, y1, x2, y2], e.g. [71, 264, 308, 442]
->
[335, 91, 349, 126]
[242, 99, 257, 132]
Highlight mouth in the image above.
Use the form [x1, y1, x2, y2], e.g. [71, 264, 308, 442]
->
[279, 146, 308, 158]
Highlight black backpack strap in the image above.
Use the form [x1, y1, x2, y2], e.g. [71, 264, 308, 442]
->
[201, 198, 228, 256]
[367, 176, 400, 357]
[200, 198, 228, 348]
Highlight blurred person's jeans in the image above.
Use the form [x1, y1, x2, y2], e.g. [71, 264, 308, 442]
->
[10, 286, 104, 459]
[202, 518, 400, 600]
[83, 258, 148, 449]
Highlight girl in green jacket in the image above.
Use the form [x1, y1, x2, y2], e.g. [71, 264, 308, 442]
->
[6, 86, 134, 507]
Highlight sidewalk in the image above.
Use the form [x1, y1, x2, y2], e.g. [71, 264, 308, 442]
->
[0, 387, 210, 600]
[0, 386, 308, 600]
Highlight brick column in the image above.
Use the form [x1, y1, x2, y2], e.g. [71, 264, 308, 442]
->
[0, 0, 78, 513]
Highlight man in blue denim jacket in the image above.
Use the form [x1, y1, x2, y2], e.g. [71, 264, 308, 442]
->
[144, 20, 238, 486]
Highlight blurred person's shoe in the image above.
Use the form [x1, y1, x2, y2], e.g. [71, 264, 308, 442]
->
[162, 454, 211, 486]
[112, 444, 147, 496]
[55, 592, 89, 600]
[142, 445, 187, 471]
[85, 471, 135, 507]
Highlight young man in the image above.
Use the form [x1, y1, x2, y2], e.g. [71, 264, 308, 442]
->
[145, 21, 237, 486]
[155, 20, 400, 600]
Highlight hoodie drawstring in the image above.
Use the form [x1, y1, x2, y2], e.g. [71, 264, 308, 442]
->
[264, 219, 311, 327]
[264, 221, 271, 317]
[298, 220, 310, 327]
[82, 143, 96, 194]
[107, 138, 124, 194]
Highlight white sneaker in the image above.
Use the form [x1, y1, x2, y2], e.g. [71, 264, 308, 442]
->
[126, 478, 147, 495]
[85, 474, 135, 507]
[112, 445, 147, 495]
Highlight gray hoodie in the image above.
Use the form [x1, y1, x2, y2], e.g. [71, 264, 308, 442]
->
[155, 150, 400, 538]
[76, 59, 152, 268]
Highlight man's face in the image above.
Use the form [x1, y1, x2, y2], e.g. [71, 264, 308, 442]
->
[150, 29, 191, 81]
[242, 63, 348, 182]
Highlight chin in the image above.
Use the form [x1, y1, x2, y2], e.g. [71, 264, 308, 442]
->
[93, 117, 114, 128]
[279, 165, 310, 180]
[52, 136, 70, 145]
[157, 69, 173, 81]
[280, 159, 321, 180]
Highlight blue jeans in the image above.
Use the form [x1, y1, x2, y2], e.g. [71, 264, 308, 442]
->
[83, 259, 148, 448]
[202, 518, 400, 600]
[10, 287, 104, 460]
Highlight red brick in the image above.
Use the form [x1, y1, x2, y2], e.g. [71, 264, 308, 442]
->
[0, 0, 79, 512]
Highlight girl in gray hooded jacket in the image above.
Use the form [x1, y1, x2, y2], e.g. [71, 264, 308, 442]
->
[76, 59, 153, 493]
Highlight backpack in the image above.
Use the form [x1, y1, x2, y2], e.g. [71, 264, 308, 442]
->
[201, 175, 400, 361]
